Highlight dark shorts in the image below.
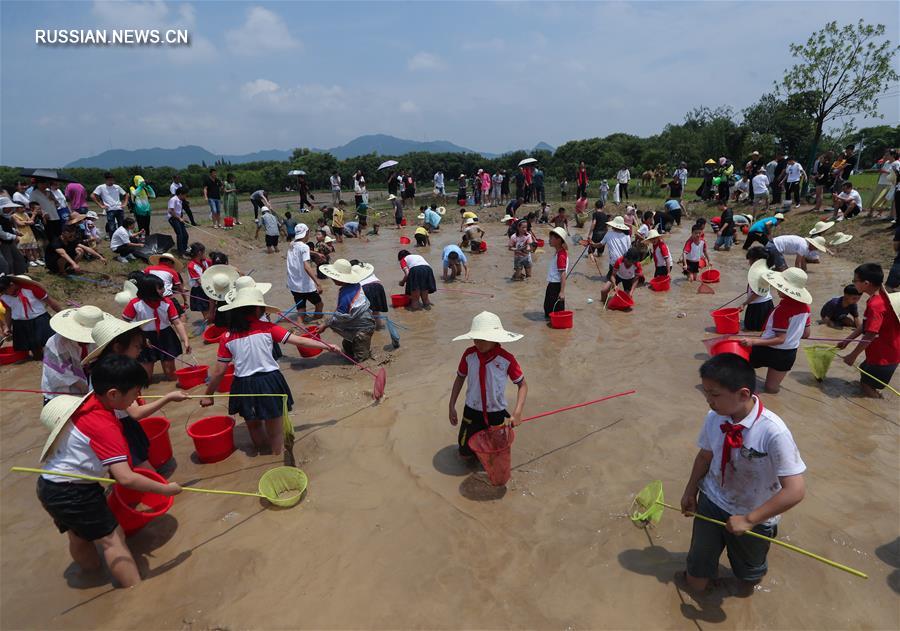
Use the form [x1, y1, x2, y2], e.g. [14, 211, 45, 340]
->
[686, 260, 700, 274]
[415, 234, 429, 246]
[654, 265, 668, 278]
[743, 300, 774, 332]
[764, 242, 787, 271]
[457, 405, 508, 457]
[859, 361, 898, 390]
[290, 290, 322, 310]
[37, 478, 119, 541]
[750, 346, 798, 372]
[616, 275, 636, 292]
[686, 492, 776, 581]
[265, 234, 279, 248]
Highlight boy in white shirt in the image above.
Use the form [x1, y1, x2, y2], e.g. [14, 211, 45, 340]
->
[680, 354, 806, 595]
[254, 206, 285, 253]
[783, 156, 806, 208]
[110, 217, 143, 262]
[751, 168, 770, 218]
[831, 181, 863, 221]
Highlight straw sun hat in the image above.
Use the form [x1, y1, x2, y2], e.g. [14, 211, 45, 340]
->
[114, 280, 138, 307]
[148, 252, 183, 270]
[217, 286, 279, 314]
[747, 259, 771, 296]
[829, 232, 853, 246]
[82, 317, 154, 365]
[501, 215, 515, 223]
[200, 264, 240, 301]
[319, 259, 374, 284]
[6, 274, 47, 293]
[40, 393, 92, 461]
[644, 229, 662, 240]
[452, 311, 523, 344]
[225, 275, 272, 303]
[805, 235, 832, 254]
[809, 220, 835, 236]
[49, 305, 112, 344]
[549, 226, 569, 242]
[606, 216, 629, 231]
[437, 206, 446, 216]
[764, 267, 812, 304]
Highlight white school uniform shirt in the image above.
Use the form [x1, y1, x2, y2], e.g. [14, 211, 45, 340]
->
[92, 184, 125, 211]
[41, 334, 90, 399]
[697, 396, 806, 525]
[217, 319, 291, 377]
[360, 273, 381, 287]
[400, 254, 429, 270]
[771, 235, 808, 258]
[751, 174, 770, 195]
[110, 225, 131, 250]
[1, 287, 48, 320]
[122, 297, 180, 332]
[684, 239, 706, 262]
[546, 249, 569, 282]
[600, 231, 630, 264]
[761, 297, 810, 350]
[652, 241, 672, 267]
[286, 240, 317, 293]
[785, 163, 804, 183]
[747, 284, 772, 305]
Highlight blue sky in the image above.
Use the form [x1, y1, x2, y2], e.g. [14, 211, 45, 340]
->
[1, 1, 897, 166]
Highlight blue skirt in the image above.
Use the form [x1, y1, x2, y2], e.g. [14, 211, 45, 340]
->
[189, 286, 208, 312]
[12, 312, 52, 352]
[229, 369, 293, 422]
[405, 265, 436, 295]
[138, 327, 182, 363]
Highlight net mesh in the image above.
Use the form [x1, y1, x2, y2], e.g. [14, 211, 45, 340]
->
[468, 426, 515, 486]
[630, 480, 665, 528]
[258, 466, 308, 507]
[804, 345, 838, 381]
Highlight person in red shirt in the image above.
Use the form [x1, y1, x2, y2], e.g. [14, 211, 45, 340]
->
[576, 161, 589, 198]
[601, 247, 644, 303]
[122, 274, 191, 381]
[448, 311, 528, 459]
[837, 263, 900, 397]
[37, 355, 182, 588]
[544, 227, 569, 318]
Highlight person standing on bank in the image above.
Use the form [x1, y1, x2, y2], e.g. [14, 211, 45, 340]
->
[203, 168, 222, 229]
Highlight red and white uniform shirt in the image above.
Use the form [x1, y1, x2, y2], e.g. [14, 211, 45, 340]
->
[143, 265, 181, 297]
[186, 258, 211, 288]
[0, 286, 48, 320]
[217, 319, 291, 377]
[457, 345, 524, 414]
[612, 257, 643, 280]
[42, 394, 131, 482]
[546, 250, 568, 283]
[683, 238, 707, 262]
[122, 297, 180, 333]
[762, 297, 810, 350]
[652, 242, 671, 268]
[400, 254, 429, 272]
[862, 289, 900, 365]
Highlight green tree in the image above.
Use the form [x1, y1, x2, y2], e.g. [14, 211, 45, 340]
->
[778, 20, 899, 176]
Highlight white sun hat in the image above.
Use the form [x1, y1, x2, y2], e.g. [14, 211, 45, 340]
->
[452, 311, 523, 344]
[40, 393, 92, 461]
[764, 267, 812, 304]
[747, 259, 771, 296]
[888, 292, 900, 319]
[809, 220, 835, 236]
[387, 194, 397, 201]
[114, 280, 138, 307]
[437, 206, 446, 215]
[829, 232, 853, 246]
[49, 305, 112, 344]
[418, 213, 426, 220]
[606, 216, 629, 231]
[500, 215, 515, 223]
[644, 229, 662, 240]
[200, 264, 240, 301]
[550, 226, 569, 242]
[217, 286, 279, 313]
[319, 258, 374, 284]
[805, 235, 832, 254]
[82, 317, 154, 365]
[226, 275, 272, 303]
[148, 252, 183, 271]
[465, 217, 477, 226]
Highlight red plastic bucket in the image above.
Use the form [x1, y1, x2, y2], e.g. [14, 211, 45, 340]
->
[549, 310, 574, 329]
[223, 217, 235, 227]
[186, 415, 235, 463]
[649, 275, 671, 292]
[108, 468, 174, 536]
[711, 307, 741, 334]
[298, 333, 323, 358]
[710, 339, 751, 361]
[175, 365, 208, 389]
[0, 347, 29, 365]
[138, 416, 173, 467]
[700, 269, 720, 283]
[535, 239, 545, 247]
[699, 258, 707, 269]
[400, 218, 407, 226]
[399, 236, 411, 245]
[202, 325, 226, 344]
[479, 241, 487, 252]
[216, 364, 235, 393]
[742, 225, 749, 234]
[391, 294, 410, 308]
[607, 290, 635, 311]
[469, 426, 515, 486]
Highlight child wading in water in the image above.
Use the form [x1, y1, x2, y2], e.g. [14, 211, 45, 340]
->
[509, 219, 535, 281]
[544, 227, 569, 318]
[0, 275, 61, 361]
[742, 255, 775, 332]
[186, 242, 211, 323]
[600, 246, 644, 303]
[37, 356, 183, 588]
[202, 282, 332, 455]
[680, 353, 805, 595]
[448, 311, 528, 458]
[740, 267, 812, 393]
[317, 259, 377, 362]
[397, 249, 436, 311]
[681, 226, 711, 281]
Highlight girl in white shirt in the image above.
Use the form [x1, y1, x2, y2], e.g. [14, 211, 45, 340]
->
[397, 250, 436, 311]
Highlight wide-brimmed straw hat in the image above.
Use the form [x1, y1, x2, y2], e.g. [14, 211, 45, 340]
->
[225, 275, 272, 303]
[452, 311, 523, 344]
[5, 274, 47, 293]
[324, 236, 336, 244]
[747, 259, 771, 296]
[437, 206, 446, 216]
[218, 286, 279, 313]
[764, 267, 812, 304]
[149, 253, 183, 270]
[501, 215, 515, 223]
[829, 232, 853, 246]
[774, 213, 785, 220]
[805, 235, 832, 254]
[85, 211, 99, 220]
[606, 216, 629, 231]
[40, 393, 92, 461]
[50, 305, 112, 344]
[644, 229, 662, 240]
[809, 220, 835, 236]
[465, 217, 477, 225]
[417, 213, 426, 220]
[705, 159, 716, 165]
[319, 258, 374, 284]
[114, 280, 138, 307]
[888, 292, 900, 320]
[387, 194, 397, 201]
[200, 265, 240, 301]
[82, 317, 153, 365]
[550, 226, 568, 242]
[66, 212, 87, 225]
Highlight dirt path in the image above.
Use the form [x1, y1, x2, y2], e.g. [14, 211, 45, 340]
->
[1, 203, 897, 629]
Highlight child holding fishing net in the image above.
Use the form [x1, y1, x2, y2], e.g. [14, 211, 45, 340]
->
[448, 311, 528, 459]
[679, 353, 806, 595]
[316, 259, 377, 362]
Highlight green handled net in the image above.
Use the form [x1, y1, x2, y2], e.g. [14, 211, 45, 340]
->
[630, 480, 665, 528]
[803, 345, 838, 381]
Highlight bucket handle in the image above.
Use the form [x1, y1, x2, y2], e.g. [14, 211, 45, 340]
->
[184, 402, 232, 435]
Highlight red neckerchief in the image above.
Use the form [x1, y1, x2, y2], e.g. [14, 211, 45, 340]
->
[720, 398, 764, 485]
[144, 299, 162, 334]
[474, 345, 502, 424]
[14, 288, 31, 319]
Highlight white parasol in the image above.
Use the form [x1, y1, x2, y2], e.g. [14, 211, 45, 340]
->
[288, 170, 306, 176]
[378, 160, 399, 171]
[518, 157, 537, 166]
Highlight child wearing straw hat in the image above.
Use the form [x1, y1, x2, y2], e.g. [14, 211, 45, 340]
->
[200, 264, 240, 327]
[448, 311, 528, 458]
[646, 230, 671, 278]
[596, 216, 632, 280]
[681, 226, 710, 281]
[741, 255, 775, 332]
[42, 306, 112, 403]
[837, 263, 900, 398]
[544, 227, 569, 318]
[37, 356, 182, 588]
[0, 275, 61, 360]
[739, 267, 812, 394]
[679, 353, 806, 595]
[397, 249, 436, 311]
[317, 259, 377, 361]
[121, 274, 192, 382]
[350, 259, 389, 331]
[201, 284, 332, 455]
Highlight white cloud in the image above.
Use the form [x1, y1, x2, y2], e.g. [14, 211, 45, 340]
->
[241, 78, 280, 100]
[226, 6, 301, 55]
[399, 100, 419, 114]
[407, 52, 443, 71]
[239, 79, 347, 114]
[91, 0, 171, 27]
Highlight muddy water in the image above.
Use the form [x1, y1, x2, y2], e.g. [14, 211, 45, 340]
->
[1, 208, 897, 629]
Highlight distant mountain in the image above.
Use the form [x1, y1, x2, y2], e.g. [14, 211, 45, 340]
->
[324, 134, 483, 160]
[534, 141, 555, 153]
[66, 145, 292, 168]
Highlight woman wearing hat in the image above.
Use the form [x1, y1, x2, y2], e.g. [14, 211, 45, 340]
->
[740, 267, 813, 394]
[201, 284, 332, 456]
[317, 259, 377, 361]
[0, 275, 61, 360]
